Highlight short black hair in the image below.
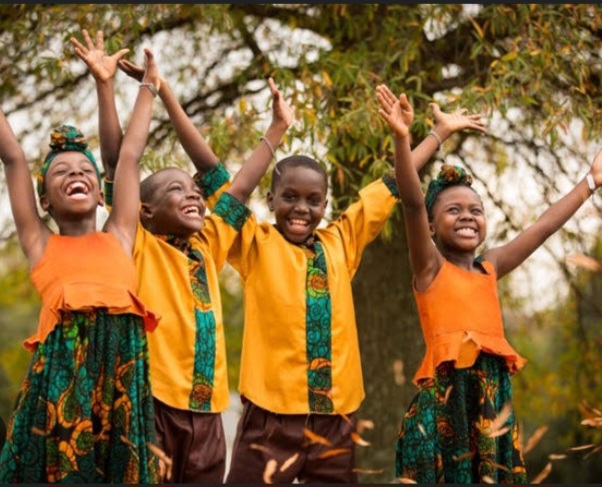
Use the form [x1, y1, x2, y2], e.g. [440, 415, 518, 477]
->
[270, 155, 328, 192]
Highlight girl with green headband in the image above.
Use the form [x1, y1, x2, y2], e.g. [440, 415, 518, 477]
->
[377, 83, 602, 483]
[0, 45, 162, 483]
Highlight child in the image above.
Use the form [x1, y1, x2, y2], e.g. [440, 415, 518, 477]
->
[191, 92, 486, 482]
[377, 83, 601, 483]
[72, 29, 293, 483]
[0, 47, 161, 482]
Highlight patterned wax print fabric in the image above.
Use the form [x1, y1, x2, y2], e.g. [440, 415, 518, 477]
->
[0, 309, 160, 483]
[395, 353, 527, 484]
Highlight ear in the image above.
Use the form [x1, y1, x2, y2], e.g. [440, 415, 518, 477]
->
[97, 190, 105, 208]
[429, 221, 435, 237]
[140, 202, 154, 220]
[39, 194, 50, 212]
[267, 191, 275, 212]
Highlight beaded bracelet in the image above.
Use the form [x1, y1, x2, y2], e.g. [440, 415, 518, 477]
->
[260, 136, 276, 159]
[140, 82, 158, 98]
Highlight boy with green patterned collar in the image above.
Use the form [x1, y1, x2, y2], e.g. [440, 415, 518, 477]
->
[71, 29, 292, 482]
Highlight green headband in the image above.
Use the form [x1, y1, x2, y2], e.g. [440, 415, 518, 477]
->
[425, 164, 473, 215]
[36, 124, 101, 197]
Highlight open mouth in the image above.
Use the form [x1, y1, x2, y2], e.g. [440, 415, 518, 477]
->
[455, 227, 477, 237]
[65, 181, 89, 199]
[181, 205, 203, 219]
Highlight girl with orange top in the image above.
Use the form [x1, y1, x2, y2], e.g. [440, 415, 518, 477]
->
[0, 47, 162, 483]
[377, 83, 602, 483]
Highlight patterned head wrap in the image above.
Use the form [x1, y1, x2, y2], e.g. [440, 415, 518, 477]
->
[425, 164, 473, 217]
[36, 124, 101, 196]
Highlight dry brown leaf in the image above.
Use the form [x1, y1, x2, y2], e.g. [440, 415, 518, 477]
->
[488, 402, 512, 436]
[531, 462, 552, 484]
[250, 443, 274, 455]
[523, 425, 549, 454]
[279, 452, 299, 472]
[352, 468, 384, 474]
[303, 428, 332, 446]
[444, 386, 453, 404]
[393, 359, 406, 386]
[357, 419, 375, 434]
[482, 475, 495, 484]
[489, 426, 511, 438]
[566, 254, 602, 272]
[318, 448, 351, 459]
[568, 443, 596, 451]
[351, 431, 371, 447]
[452, 451, 474, 462]
[263, 458, 278, 484]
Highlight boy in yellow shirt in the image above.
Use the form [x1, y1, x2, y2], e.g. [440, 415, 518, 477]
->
[71, 29, 292, 482]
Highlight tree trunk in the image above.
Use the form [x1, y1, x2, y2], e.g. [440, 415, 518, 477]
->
[353, 209, 425, 483]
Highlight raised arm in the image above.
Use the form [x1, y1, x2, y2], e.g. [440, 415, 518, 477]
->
[484, 148, 602, 279]
[70, 29, 130, 180]
[227, 77, 293, 203]
[410, 101, 487, 172]
[377, 85, 441, 289]
[0, 108, 50, 265]
[104, 48, 159, 253]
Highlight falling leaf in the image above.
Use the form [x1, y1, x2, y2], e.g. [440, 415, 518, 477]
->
[351, 431, 371, 447]
[444, 386, 453, 404]
[250, 443, 274, 455]
[581, 418, 602, 427]
[452, 451, 474, 462]
[568, 444, 596, 451]
[531, 462, 552, 484]
[393, 359, 406, 385]
[147, 442, 172, 482]
[263, 458, 278, 483]
[357, 419, 375, 434]
[482, 475, 495, 484]
[280, 453, 299, 472]
[566, 254, 602, 272]
[548, 453, 567, 461]
[318, 448, 351, 459]
[488, 402, 512, 437]
[523, 425, 549, 454]
[489, 426, 511, 438]
[303, 428, 332, 446]
[353, 468, 384, 474]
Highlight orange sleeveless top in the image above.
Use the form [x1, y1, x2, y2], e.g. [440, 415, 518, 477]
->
[25, 232, 159, 351]
[413, 259, 527, 384]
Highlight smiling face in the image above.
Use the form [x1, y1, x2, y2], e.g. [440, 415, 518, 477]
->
[267, 165, 328, 244]
[430, 185, 486, 256]
[39, 151, 104, 217]
[140, 168, 206, 237]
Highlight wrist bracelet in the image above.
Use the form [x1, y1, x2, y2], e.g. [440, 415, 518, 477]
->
[140, 82, 158, 98]
[260, 136, 276, 159]
[428, 130, 443, 149]
[586, 173, 596, 194]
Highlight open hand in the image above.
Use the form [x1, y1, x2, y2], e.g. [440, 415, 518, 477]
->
[268, 77, 294, 131]
[377, 84, 413, 138]
[431, 103, 487, 138]
[589, 147, 602, 190]
[141, 48, 161, 93]
[70, 29, 129, 83]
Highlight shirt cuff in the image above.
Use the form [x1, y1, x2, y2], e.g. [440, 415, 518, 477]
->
[382, 172, 400, 199]
[193, 161, 231, 198]
[212, 192, 251, 232]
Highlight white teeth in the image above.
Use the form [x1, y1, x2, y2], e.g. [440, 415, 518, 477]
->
[456, 227, 477, 236]
[290, 219, 308, 226]
[183, 206, 200, 215]
[66, 181, 87, 195]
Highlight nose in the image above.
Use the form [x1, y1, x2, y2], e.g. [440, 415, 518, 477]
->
[294, 200, 309, 213]
[69, 167, 85, 176]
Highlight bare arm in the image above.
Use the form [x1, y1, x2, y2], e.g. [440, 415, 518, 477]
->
[484, 148, 602, 279]
[104, 48, 159, 254]
[227, 77, 293, 203]
[70, 29, 130, 180]
[377, 85, 442, 289]
[0, 107, 49, 266]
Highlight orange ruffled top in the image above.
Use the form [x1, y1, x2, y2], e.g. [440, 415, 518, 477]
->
[413, 259, 527, 384]
[24, 232, 159, 351]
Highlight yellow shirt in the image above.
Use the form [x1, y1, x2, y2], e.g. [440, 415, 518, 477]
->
[228, 177, 398, 414]
[132, 193, 249, 413]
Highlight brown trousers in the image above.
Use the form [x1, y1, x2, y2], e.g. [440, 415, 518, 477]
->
[226, 398, 358, 483]
[154, 397, 226, 483]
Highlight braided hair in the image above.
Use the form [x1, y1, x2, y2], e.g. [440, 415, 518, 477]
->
[425, 164, 474, 220]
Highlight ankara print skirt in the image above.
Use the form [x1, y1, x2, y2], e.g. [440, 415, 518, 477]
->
[0, 309, 160, 483]
[395, 353, 527, 484]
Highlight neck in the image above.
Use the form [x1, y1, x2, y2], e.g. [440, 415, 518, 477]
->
[56, 215, 98, 236]
[441, 250, 478, 271]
